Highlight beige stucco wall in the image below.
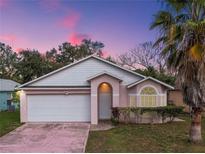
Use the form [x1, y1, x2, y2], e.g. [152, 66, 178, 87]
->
[119, 85, 130, 107]
[121, 80, 169, 107]
[20, 90, 27, 123]
[90, 74, 120, 124]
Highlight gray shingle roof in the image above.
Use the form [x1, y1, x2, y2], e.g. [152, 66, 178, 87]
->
[0, 79, 20, 91]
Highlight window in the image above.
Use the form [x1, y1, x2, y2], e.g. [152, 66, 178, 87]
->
[129, 95, 136, 107]
[140, 86, 157, 107]
[141, 87, 157, 95]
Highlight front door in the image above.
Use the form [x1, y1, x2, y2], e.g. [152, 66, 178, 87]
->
[98, 83, 112, 119]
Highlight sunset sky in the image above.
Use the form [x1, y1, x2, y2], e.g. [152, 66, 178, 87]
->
[0, 0, 161, 56]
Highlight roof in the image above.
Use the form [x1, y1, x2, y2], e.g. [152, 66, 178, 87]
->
[87, 71, 123, 81]
[18, 55, 146, 89]
[0, 79, 20, 91]
[127, 77, 174, 89]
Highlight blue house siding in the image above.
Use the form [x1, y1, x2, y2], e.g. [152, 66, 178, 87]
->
[0, 91, 12, 111]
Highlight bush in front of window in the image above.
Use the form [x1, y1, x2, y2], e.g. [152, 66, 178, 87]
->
[111, 105, 184, 124]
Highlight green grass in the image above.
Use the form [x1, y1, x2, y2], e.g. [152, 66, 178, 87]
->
[0, 110, 21, 137]
[86, 115, 205, 153]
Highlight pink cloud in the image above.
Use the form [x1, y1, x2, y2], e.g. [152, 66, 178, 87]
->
[58, 11, 80, 29]
[69, 32, 90, 45]
[102, 50, 111, 58]
[0, 34, 17, 42]
[15, 48, 24, 53]
[39, 0, 61, 11]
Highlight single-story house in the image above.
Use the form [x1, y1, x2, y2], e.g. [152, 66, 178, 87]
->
[0, 79, 20, 111]
[18, 55, 174, 124]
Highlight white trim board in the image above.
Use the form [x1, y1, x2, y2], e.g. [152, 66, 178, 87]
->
[127, 77, 174, 89]
[87, 71, 122, 81]
[18, 87, 91, 90]
[138, 84, 160, 95]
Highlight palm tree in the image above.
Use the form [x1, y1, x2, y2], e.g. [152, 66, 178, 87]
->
[150, 0, 205, 142]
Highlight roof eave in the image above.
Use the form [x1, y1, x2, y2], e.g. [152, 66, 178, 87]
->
[127, 77, 174, 89]
[87, 72, 123, 82]
[18, 55, 146, 88]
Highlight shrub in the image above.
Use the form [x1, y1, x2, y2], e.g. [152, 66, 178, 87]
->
[112, 106, 184, 124]
[140, 106, 184, 122]
[111, 107, 120, 125]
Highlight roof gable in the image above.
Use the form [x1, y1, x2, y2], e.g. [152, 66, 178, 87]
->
[0, 79, 20, 91]
[19, 55, 145, 88]
[87, 71, 122, 81]
[127, 77, 174, 89]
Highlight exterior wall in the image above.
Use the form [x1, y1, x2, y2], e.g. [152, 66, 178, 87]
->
[118, 80, 170, 108]
[119, 85, 129, 107]
[30, 57, 142, 87]
[119, 85, 138, 107]
[20, 90, 27, 122]
[168, 90, 189, 112]
[0, 91, 12, 111]
[90, 75, 120, 124]
[0, 79, 20, 91]
[135, 80, 166, 94]
[126, 80, 168, 107]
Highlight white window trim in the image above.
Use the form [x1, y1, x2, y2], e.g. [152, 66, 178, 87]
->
[138, 84, 159, 95]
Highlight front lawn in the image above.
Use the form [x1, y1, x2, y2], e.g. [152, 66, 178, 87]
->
[0, 110, 21, 137]
[86, 115, 205, 153]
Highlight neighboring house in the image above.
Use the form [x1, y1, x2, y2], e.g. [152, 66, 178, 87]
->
[168, 89, 189, 112]
[0, 79, 20, 111]
[18, 55, 174, 124]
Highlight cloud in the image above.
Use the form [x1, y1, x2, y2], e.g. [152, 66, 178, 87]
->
[39, 0, 61, 11]
[102, 50, 110, 57]
[0, 34, 17, 42]
[15, 48, 24, 53]
[69, 32, 90, 45]
[58, 11, 80, 29]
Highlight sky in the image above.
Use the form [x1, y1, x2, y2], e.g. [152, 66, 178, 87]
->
[0, 0, 162, 57]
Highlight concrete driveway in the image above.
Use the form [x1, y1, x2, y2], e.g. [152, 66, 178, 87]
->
[0, 123, 90, 153]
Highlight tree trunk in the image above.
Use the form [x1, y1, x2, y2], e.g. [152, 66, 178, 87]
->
[189, 107, 202, 143]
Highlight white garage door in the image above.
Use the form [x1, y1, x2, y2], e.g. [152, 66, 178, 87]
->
[27, 94, 91, 122]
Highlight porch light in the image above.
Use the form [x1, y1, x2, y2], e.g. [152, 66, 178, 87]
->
[99, 83, 111, 93]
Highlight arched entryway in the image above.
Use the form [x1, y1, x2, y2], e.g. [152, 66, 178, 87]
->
[98, 82, 112, 120]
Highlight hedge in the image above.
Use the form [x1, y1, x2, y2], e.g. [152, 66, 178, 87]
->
[111, 106, 184, 124]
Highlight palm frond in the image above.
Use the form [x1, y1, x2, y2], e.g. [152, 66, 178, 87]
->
[165, 0, 188, 13]
[150, 11, 174, 30]
[153, 36, 167, 47]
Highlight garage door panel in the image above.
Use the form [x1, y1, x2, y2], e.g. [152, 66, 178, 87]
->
[27, 95, 91, 122]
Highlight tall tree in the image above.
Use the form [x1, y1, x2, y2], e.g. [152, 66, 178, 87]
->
[57, 39, 104, 66]
[15, 49, 45, 83]
[0, 39, 104, 83]
[57, 42, 77, 65]
[80, 39, 104, 57]
[135, 66, 176, 86]
[0, 42, 18, 80]
[118, 42, 166, 72]
[44, 48, 61, 73]
[150, 0, 205, 142]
